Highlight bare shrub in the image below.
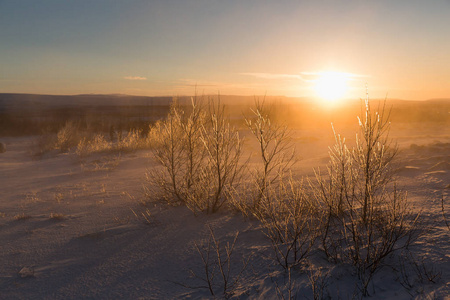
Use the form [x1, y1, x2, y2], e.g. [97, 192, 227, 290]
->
[308, 268, 330, 300]
[409, 254, 442, 284]
[181, 226, 250, 298]
[272, 267, 297, 300]
[192, 98, 245, 213]
[147, 97, 205, 207]
[313, 93, 421, 296]
[244, 99, 296, 210]
[254, 176, 321, 270]
[147, 96, 244, 213]
[397, 251, 442, 296]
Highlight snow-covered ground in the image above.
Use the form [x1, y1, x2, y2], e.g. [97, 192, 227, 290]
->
[0, 124, 448, 299]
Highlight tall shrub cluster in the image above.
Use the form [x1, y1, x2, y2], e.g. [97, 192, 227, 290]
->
[147, 96, 244, 213]
[313, 97, 420, 295]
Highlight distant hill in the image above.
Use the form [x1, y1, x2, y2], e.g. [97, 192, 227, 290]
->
[1, 93, 448, 109]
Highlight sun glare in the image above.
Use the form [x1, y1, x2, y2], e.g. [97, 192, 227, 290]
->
[314, 71, 349, 104]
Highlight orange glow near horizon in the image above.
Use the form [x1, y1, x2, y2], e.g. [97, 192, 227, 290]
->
[314, 71, 349, 105]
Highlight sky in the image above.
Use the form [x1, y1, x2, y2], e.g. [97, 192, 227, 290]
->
[1, 0, 450, 100]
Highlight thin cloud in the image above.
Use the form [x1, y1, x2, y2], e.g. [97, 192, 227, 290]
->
[300, 71, 370, 82]
[124, 76, 147, 81]
[177, 78, 257, 89]
[174, 78, 267, 94]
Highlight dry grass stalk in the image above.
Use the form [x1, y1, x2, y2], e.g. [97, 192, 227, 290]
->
[130, 208, 153, 225]
[272, 267, 296, 300]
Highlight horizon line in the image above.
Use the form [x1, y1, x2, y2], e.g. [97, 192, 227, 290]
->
[1, 92, 448, 102]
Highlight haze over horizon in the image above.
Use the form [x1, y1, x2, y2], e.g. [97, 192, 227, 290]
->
[1, 0, 449, 101]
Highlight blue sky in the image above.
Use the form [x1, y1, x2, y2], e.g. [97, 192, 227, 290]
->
[1, 0, 449, 99]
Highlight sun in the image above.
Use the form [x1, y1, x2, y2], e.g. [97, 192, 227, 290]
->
[314, 71, 349, 104]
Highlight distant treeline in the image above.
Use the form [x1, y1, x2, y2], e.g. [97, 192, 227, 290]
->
[0, 93, 448, 136]
[0, 94, 174, 136]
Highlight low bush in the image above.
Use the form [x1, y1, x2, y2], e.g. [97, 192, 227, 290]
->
[117, 129, 151, 152]
[55, 120, 82, 152]
[76, 134, 111, 157]
[31, 120, 152, 158]
[76, 129, 151, 157]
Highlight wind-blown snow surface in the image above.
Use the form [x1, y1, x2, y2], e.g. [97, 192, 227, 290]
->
[0, 126, 449, 299]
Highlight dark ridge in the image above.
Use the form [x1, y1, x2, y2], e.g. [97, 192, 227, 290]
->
[0, 93, 448, 137]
